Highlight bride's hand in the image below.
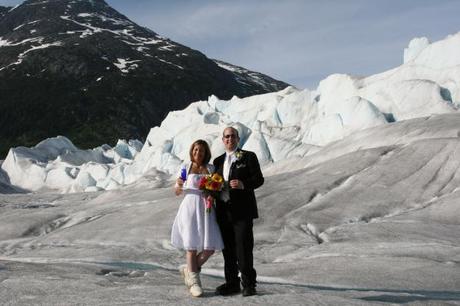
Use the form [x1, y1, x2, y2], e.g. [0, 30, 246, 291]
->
[174, 178, 184, 195]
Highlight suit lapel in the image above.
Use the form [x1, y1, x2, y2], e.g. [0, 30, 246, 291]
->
[229, 149, 241, 179]
[217, 154, 225, 176]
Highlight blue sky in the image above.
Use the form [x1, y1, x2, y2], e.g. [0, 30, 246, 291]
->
[1, 0, 459, 89]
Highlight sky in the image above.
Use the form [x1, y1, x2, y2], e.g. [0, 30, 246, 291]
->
[1, 0, 459, 89]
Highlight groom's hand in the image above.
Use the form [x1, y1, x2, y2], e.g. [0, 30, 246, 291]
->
[229, 179, 244, 189]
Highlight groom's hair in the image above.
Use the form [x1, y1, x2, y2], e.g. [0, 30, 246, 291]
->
[189, 139, 212, 165]
[223, 126, 240, 138]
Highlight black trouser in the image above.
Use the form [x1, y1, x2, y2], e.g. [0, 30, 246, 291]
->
[217, 208, 257, 288]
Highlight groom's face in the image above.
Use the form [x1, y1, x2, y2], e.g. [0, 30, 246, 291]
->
[222, 128, 239, 152]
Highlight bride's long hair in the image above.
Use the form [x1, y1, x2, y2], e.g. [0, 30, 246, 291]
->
[189, 139, 211, 165]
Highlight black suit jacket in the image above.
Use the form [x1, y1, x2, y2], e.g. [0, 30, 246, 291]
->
[213, 149, 264, 220]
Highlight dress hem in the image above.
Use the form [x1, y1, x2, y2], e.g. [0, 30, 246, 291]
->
[171, 243, 223, 252]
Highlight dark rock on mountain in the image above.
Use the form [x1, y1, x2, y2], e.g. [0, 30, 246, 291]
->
[0, 6, 11, 20]
[0, 0, 289, 156]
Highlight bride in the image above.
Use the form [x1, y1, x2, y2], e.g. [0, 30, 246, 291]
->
[171, 139, 224, 297]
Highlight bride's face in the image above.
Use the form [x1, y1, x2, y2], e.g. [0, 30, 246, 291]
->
[192, 144, 206, 165]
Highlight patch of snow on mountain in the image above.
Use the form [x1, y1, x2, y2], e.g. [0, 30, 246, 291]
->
[0, 37, 8, 47]
[25, 1, 51, 6]
[155, 56, 183, 69]
[0, 36, 44, 47]
[76, 12, 133, 26]
[0, 38, 63, 71]
[215, 61, 238, 72]
[60, 15, 165, 49]
[8, 4, 19, 12]
[114, 58, 141, 73]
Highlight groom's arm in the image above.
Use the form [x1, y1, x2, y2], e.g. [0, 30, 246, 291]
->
[241, 151, 264, 190]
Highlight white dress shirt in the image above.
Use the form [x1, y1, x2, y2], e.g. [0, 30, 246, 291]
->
[223, 150, 236, 181]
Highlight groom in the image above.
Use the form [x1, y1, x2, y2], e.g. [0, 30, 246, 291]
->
[213, 127, 264, 297]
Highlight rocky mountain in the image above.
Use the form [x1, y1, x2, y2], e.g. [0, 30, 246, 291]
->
[0, 0, 288, 157]
[0, 6, 11, 19]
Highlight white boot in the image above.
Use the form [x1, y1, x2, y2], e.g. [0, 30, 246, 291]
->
[188, 271, 203, 297]
[179, 265, 192, 288]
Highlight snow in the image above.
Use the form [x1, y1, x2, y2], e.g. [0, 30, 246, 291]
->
[21, 41, 63, 55]
[1, 29, 460, 305]
[214, 60, 238, 72]
[1, 137, 143, 192]
[155, 56, 184, 69]
[0, 37, 63, 71]
[0, 37, 8, 47]
[59, 15, 166, 46]
[1, 113, 459, 304]
[13, 24, 25, 31]
[13, 20, 42, 31]
[214, 59, 279, 89]
[8, 4, 19, 12]
[114, 58, 141, 73]
[2, 32, 460, 193]
[56, 13, 179, 61]
[25, 1, 51, 6]
[0, 36, 44, 47]
[76, 12, 133, 27]
[404, 37, 430, 63]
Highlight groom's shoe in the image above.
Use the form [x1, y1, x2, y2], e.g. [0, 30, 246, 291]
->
[215, 282, 241, 296]
[242, 286, 257, 297]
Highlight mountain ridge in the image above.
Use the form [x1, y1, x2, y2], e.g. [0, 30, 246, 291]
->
[0, 0, 288, 156]
[0, 6, 11, 20]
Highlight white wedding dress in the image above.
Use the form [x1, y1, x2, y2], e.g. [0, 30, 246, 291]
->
[171, 165, 224, 251]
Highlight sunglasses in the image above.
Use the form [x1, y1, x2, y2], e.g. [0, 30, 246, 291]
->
[223, 134, 238, 139]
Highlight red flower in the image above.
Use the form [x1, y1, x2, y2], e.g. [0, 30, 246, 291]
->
[211, 181, 219, 190]
[199, 177, 207, 189]
[197, 173, 224, 213]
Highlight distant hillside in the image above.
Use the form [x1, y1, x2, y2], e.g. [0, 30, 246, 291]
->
[0, 0, 289, 156]
[0, 6, 10, 18]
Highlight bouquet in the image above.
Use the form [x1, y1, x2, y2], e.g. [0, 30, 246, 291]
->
[199, 173, 224, 213]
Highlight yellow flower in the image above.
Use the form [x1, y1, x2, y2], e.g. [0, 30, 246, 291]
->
[235, 151, 243, 160]
[212, 173, 223, 183]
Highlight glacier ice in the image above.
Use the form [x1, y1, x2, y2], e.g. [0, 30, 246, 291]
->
[404, 36, 430, 63]
[1, 31, 460, 193]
